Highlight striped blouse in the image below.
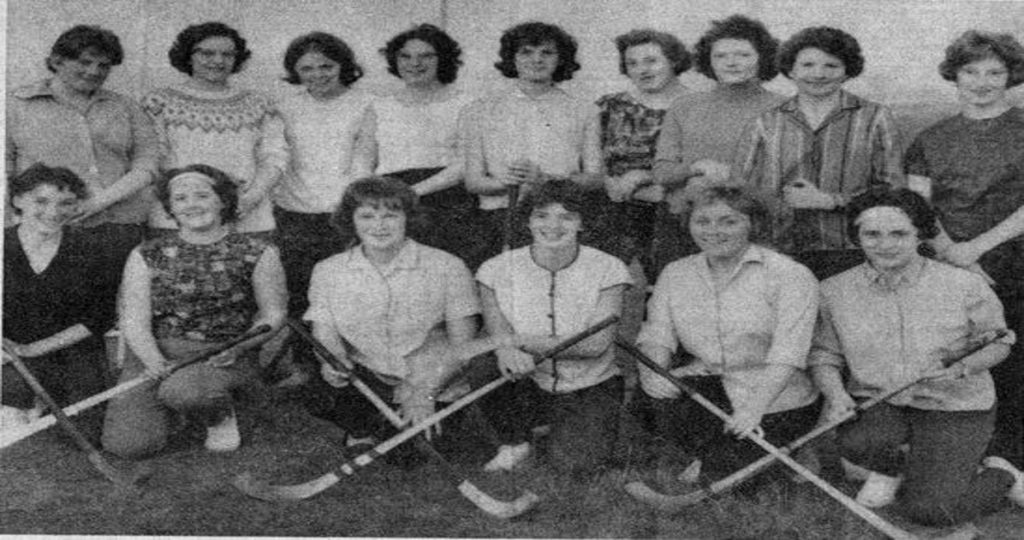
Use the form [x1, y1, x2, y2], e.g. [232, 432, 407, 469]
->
[734, 91, 905, 252]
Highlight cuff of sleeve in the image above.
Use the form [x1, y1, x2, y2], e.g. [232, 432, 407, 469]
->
[807, 349, 845, 368]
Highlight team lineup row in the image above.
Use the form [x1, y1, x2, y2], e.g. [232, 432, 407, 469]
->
[4, 14, 1024, 535]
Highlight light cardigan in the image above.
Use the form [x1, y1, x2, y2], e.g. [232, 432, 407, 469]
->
[142, 84, 287, 232]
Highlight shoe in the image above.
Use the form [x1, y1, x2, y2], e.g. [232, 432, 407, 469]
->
[204, 409, 241, 452]
[0, 406, 31, 430]
[983, 456, 1024, 507]
[483, 443, 531, 472]
[855, 471, 901, 508]
[841, 457, 872, 482]
[677, 459, 702, 484]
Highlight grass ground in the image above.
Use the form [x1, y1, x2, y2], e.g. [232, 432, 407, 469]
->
[2, 380, 1023, 539]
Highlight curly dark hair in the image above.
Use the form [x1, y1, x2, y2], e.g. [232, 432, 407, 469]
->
[46, 25, 124, 72]
[694, 15, 778, 81]
[157, 164, 239, 224]
[8, 164, 88, 214]
[778, 26, 864, 79]
[614, 29, 690, 76]
[283, 32, 363, 86]
[381, 23, 462, 85]
[168, 22, 252, 76]
[494, 21, 581, 82]
[330, 176, 427, 248]
[515, 179, 595, 242]
[939, 30, 1024, 88]
[846, 187, 939, 247]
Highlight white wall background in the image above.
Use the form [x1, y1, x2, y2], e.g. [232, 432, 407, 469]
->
[5, 0, 1024, 108]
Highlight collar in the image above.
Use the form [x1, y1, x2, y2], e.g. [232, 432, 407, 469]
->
[510, 81, 569, 102]
[13, 78, 117, 103]
[861, 256, 928, 291]
[346, 239, 422, 274]
[697, 244, 766, 282]
[779, 90, 864, 114]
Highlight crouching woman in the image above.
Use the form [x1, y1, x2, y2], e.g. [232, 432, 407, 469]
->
[475, 180, 632, 474]
[309, 177, 481, 449]
[103, 165, 287, 457]
[809, 187, 1021, 526]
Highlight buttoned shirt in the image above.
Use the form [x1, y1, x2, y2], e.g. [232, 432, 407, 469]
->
[476, 246, 632, 394]
[637, 245, 820, 413]
[810, 259, 1015, 411]
[6, 79, 160, 225]
[461, 84, 601, 210]
[304, 240, 480, 379]
[734, 91, 904, 252]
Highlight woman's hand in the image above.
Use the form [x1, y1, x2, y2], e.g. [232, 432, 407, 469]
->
[821, 392, 857, 424]
[208, 349, 239, 368]
[639, 364, 681, 400]
[142, 359, 171, 380]
[320, 362, 350, 388]
[502, 159, 544, 186]
[725, 405, 765, 439]
[689, 159, 730, 182]
[605, 170, 651, 202]
[496, 347, 536, 379]
[395, 382, 438, 439]
[783, 181, 837, 210]
[670, 360, 715, 378]
[939, 241, 985, 269]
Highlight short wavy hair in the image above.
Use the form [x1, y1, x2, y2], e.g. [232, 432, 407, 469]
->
[283, 32, 363, 86]
[614, 29, 690, 76]
[381, 23, 462, 85]
[168, 22, 252, 76]
[330, 176, 426, 247]
[46, 25, 124, 72]
[157, 164, 239, 224]
[494, 21, 581, 82]
[694, 15, 779, 81]
[939, 30, 1024, 88]
[846, 186, 939, 247]
[684, 183, 775, 245]
[778, 26, 864, 79]
[8, 164, 88, 214]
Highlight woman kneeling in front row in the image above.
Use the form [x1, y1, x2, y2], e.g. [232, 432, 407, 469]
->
[637, 184, 820, 487]
[810, 188, 1022, 526]
[477, 180, 631, 474]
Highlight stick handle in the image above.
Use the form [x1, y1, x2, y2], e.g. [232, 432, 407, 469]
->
[616, 339, 916, 540]
[502, 184, 519, 252]
[0, 325, 272, 449]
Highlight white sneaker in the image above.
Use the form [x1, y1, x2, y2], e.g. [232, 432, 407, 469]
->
[204, 409, 241, 452]
[483, 443, 531, 472]
[0, 406, 31, 430]
[983, 456, 1024, 507]
[841, 457, 872, 482]
[855, 471, 901, 508]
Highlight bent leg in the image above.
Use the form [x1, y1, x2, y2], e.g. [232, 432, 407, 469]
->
[836, 402, 909, 477]
[547, 377, 624, 473]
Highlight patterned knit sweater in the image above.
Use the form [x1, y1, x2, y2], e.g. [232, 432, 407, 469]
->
[142, 85, 287, 232]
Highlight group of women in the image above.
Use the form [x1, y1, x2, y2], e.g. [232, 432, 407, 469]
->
[3, 12, 1024, 531]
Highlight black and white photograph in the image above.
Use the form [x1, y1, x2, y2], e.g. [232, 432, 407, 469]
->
[2, 0, 1024, 538]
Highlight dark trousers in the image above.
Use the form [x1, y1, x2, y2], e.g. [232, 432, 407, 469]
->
[988, 288, 1024, 466]
[273, 207, 350, 316]
[479, 373, 625, 473]
[838, 403, 1012, 526]
[382, 168, 477, 262]
[649, 377, 820, 485]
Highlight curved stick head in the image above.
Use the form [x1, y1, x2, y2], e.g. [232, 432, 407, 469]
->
[232, 471, 340, 501]
[457, 481, 540, 519]
[623, 480, 708, 513]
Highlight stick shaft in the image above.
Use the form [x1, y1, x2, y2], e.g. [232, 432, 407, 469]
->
[617, 340, 916, 540]
[694, 329, 1010, 500]
[0, 325, 271, 449]
[502, 185, 519, 252]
